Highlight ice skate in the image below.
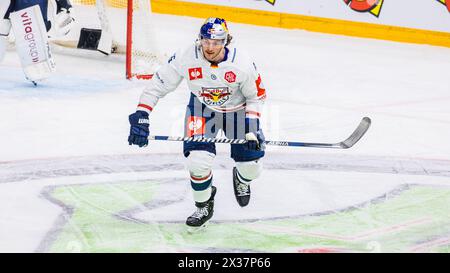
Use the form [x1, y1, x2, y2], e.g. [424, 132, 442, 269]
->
[233, 167, 251, 207]
[186, 186, 217, 231]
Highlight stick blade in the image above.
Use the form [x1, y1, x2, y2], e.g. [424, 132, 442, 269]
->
[339, 117, 371, 149]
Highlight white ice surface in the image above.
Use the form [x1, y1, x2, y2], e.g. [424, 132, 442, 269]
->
[1, 14, 450, 252]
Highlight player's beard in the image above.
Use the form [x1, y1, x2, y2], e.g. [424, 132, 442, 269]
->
[203, 47, 225, 63]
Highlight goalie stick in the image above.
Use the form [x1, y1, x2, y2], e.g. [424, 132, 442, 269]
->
[148, 117, 371, 149]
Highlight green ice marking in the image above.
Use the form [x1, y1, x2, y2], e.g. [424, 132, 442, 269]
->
[47, 182, 450, 253]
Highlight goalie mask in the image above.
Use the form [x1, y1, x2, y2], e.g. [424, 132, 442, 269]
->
[199, 17, 229, 45]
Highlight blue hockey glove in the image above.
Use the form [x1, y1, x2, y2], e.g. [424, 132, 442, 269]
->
[128, 111, 150, 147]
[245, 118, 265, 151]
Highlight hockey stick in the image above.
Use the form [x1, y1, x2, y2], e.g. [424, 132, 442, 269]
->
[148, 117, 371, 149]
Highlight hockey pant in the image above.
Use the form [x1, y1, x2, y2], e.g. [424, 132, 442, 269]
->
[183, 94, 264, 203]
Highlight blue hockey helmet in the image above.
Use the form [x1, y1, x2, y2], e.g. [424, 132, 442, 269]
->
[199, 17, 229, 44]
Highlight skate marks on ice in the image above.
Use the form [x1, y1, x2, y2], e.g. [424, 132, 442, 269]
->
[245, 184, 449, 252]
[36, 178, 187, 253]
[0, 66, 128, 96]
[1, 153, 449, 252]
[0, 154, 186, 183]
[39, 180, 450, 253]
[37, 178, 261, 253]
[2, 152, 450, 184]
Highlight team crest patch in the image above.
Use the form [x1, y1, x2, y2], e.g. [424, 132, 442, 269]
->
[199, 87, 231, 106]
[224, 71, 236, 83]
[188, 67, 203, 80]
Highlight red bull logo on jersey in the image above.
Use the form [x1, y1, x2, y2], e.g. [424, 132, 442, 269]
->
[437, 0, 450, 12]
[199, 87, 231, 106]
[188, 67, 203, 81]
[224, 71, 236, 83]
[343, 0, 385, 17]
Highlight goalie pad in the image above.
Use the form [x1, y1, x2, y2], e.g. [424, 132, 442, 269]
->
[0, 36, 5, 63]
[10, 5, 55, 82]
[0, 19, 11, 36]
[0, 0, 12, 36]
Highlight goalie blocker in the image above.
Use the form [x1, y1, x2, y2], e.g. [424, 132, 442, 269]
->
[77, 28, 113, 55]
[10, 5, 55, 83]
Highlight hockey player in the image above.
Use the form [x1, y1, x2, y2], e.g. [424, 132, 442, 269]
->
[0, 0, 75, 83]
[128, 18, 267, 229]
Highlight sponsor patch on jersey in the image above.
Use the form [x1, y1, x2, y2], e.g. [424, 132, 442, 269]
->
[224, 71, 236, 83]
[255, 74, 266, 98]
[211, 74, 217, 80]
[187, 116, 206, 137]
[188, 67, 203, 80]
[199, 87, 231, 106]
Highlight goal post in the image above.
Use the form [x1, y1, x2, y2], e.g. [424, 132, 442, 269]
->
[53, 0, 161, 79]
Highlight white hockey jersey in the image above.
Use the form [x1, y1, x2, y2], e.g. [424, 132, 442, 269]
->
[136, 42, 266, 119]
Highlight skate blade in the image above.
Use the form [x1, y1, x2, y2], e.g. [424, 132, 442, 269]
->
[186, 223, 208, 234]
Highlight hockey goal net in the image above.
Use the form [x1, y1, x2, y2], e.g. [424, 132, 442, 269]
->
[51, 0, 160, 79]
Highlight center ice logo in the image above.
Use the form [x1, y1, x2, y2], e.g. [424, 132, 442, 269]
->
[199, 87, 231, 106]
[343, 0, 385, 17]
[437, 0, 450, 12]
